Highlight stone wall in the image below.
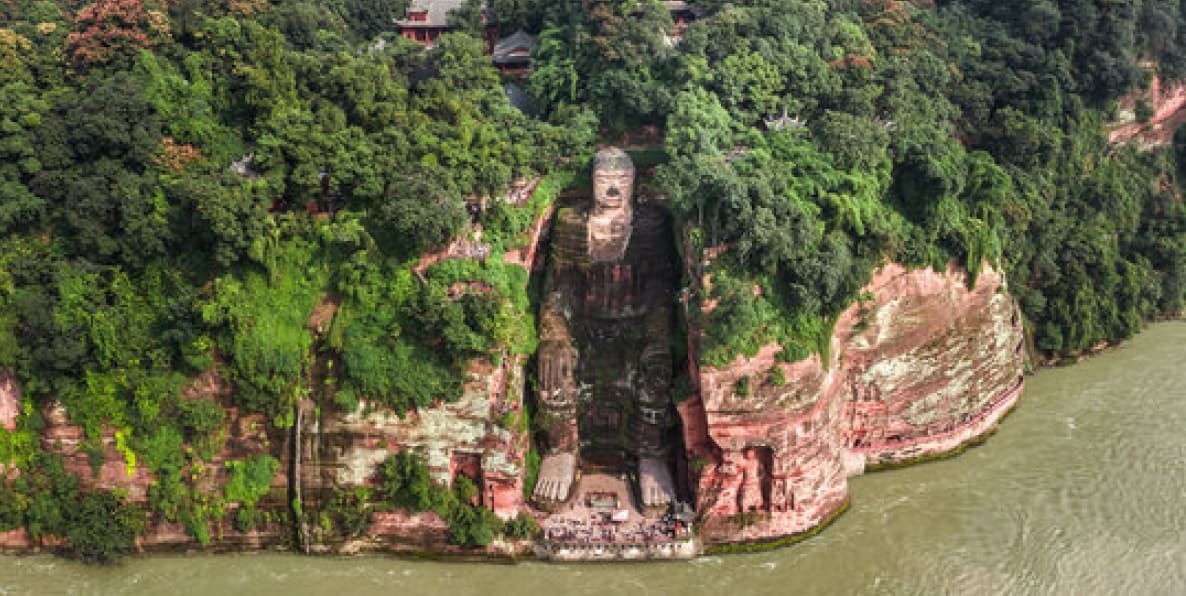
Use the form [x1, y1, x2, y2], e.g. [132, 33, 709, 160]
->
[682, 261, 1026, 545]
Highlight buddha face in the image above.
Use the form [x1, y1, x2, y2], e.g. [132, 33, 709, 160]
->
[593, 168, 632, 211]
[592, 148, 635, 213]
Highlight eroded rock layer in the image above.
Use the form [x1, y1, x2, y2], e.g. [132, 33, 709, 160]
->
[0, 216, 1027, 556]
[682, 262, 1026, 545]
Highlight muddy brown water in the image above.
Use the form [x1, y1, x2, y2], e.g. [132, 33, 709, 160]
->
[3, 322, 1185, 595]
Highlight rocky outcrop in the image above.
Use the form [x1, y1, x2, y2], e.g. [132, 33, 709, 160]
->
[298, 196, 553, 553]
[1109, 72, 1186, 148]
[302, 353, 528, 525]
[0, 366, 291, 554]
[0, 372, 18, 432]
[682, 262, 1025, 545]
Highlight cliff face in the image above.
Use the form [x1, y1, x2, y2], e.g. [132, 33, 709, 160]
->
[0, 368, 290, 553]
[296, 206, 551, 554]
[300, 354, 529, 552]
[682, 262, 1026, 544]
[0, 200, 1027, 556]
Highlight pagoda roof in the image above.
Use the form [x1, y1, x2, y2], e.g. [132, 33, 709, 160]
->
[493, 30, 538, 63]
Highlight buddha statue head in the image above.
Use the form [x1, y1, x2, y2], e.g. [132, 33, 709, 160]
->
[592, 147, 635, 214]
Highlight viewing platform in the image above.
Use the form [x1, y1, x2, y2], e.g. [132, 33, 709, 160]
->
[535, 473, 699, 561]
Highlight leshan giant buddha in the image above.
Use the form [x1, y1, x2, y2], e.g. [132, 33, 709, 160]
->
[533, 147, 678, 509]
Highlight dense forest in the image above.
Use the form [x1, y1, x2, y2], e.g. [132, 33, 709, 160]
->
[0, 0, 1184, 562]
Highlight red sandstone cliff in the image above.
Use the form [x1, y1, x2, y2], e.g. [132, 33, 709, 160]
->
[0, 367, 290, 554]
[681, 262, 1026, 545]
[0, 190, 1028, 556]
[297, 194, 552, 554]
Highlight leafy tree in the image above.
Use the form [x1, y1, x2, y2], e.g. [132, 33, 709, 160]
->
[65, 491, 146, 563]
[378, 450, 439, 512]
[530, 0, 675, 128]
[0, 82, 48, 233]
[66, 0, 172, 69]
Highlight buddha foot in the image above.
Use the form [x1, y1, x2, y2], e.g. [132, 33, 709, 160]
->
[533, 452, 576, 503]
[638, 457, 675, 507]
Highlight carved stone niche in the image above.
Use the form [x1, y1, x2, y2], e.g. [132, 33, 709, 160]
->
[737, 446, 773, 513]
[588, 147, 635, 263]
[770, 476, 794, 513]
[450, 452, 483, 506]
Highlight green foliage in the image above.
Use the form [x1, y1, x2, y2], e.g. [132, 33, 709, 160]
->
[483, 168, 577, 253]
[223, 455, 280, 509]
[376, 450, 507, 547]
[179, 398, 226, 438]
[325, 487, 372, 537]
[505, 512, 540, 539]
[377, 449, 439, 512]
[733, 376, 750, 398]
[522, 447, 540, 499]
[1135, 99, 1155, 124]
[65, 491, 147, 564]
[0, 402, 38, 470]
[0, 482, 26, 531]
[530, 0, 676, 129]
[202, 222, 327, 422]
[3, 451, 144, 563]
[0, 82, 48, 234]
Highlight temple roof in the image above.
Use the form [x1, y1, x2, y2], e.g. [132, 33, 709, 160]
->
[493, 30, 538, 64]
[396, 0, 467, 28]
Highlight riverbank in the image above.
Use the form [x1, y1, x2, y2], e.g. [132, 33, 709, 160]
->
[4, 321, 1184, 593]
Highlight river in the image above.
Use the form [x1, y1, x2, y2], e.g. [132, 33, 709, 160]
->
[2, 321, 1184, 595]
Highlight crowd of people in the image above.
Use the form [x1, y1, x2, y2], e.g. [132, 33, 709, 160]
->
[543, 511, 690, 544]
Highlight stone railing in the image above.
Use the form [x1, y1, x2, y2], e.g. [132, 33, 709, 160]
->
[535, 537, 699, 561]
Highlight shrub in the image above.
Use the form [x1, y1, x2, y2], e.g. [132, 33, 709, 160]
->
[1135, 98, 1154, 123]
[326, 487, 371, 537]
[180, 398, 226, 437]
[65, 491, 146, 564]
[223, 455, 279, 509]
[768, 367, 786, 387]
[734, 376, 750, 398]
[505, 512, 540, 539]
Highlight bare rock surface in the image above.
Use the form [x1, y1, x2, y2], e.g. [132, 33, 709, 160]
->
[0, 372, 19, 431]
[1109, 72, 1186, 147]
[683, 261, 1026, 544]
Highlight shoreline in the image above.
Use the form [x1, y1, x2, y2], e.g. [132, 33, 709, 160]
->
[3, 323, 1175, 565]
